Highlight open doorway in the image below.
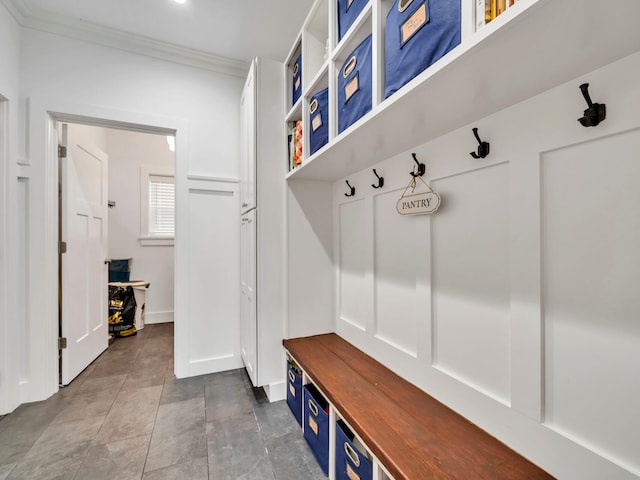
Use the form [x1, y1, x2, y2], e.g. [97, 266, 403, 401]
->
[58, 121, 176, 386]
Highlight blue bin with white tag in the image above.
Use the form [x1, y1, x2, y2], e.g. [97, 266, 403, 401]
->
[292, 54, 302, 106]
[338, 34, 372, 134]
[309, 88, 329, 155]
[385, 0, 461, 98]
[336, 420, 373, 480]
[303, 384, 330, 476]
[286, 363, 303, 426]
[338, 0, 369, 42]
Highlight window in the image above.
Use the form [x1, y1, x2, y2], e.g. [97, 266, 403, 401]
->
[148, 175, 175, 236]
[140, 166, 174, 246]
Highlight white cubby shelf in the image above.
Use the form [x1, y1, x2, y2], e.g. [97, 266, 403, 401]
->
[285, 0, 640, 181]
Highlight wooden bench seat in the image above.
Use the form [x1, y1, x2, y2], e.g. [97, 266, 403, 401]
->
[283, 333, 554, 480]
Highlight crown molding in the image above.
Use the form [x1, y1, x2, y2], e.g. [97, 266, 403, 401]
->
[1, 0, 249, 78]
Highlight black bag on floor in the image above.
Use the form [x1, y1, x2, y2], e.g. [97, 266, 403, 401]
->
[108, 285, 137, 337]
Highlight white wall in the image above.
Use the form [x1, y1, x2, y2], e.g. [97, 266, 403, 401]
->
[327, 52, 640, 479]
[19, 29, 242, 178]
[4, 25, 245, 411]
[63, 124, 175, 323]
[0, 1, 23, 415]
[106, 128, 175, 324]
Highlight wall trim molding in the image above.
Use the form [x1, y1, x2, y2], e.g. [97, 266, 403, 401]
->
[187, 174, 240, 184]
[0, 0, 249, 78]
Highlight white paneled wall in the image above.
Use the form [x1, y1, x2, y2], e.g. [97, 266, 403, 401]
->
[16, 178, 29, 386]
[338, 199, 367, 331]
[542, 130, 640, 472]
[373, 190, 421, 358]
[179, 178, 242, 377]
[0, 2, 23, 415]
[431, 163, 510, 404]
[331, 51, 640, 479]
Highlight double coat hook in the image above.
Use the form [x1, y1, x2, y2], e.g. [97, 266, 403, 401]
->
[371, 169, 384, 189]
[409, 153, 425, 177]
[344, 180, 355, 197]
[470, 127, 490, 159]
[577, 83, 606, 127]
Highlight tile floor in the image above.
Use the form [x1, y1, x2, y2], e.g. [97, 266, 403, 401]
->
[0, 323, 326, 480]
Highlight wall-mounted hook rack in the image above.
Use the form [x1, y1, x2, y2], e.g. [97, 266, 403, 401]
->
[578, 83, 606, 127]
[344, 180, 356, 197]
[410, 153, 425, 178]
[470, 127, 490, 159]
[371, 169, 384, 189]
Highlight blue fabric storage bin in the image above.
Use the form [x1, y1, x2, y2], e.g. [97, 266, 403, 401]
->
[338, 0, 369, 42]
[384, 0, 461, 98]
[292, 54, 302, 105]
[336, 420, 373, 480]
[303, 384, 330, 476]
[286, 364, 303, 426]
[309, 88, 329, 156]
[338, 34, 372, 134]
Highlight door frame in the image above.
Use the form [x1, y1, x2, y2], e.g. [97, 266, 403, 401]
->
[25, 98, 187, 403]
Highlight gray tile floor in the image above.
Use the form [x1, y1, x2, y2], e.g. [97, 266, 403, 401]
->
[0, 323, 326, 480]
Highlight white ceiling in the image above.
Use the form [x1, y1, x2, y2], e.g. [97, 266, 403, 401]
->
[2, 0, 314, 76]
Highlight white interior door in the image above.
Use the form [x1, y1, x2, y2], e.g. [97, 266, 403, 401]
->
[60, 124, 109, 385]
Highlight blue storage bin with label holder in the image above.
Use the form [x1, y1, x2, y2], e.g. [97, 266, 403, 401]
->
[303, 383, 330, 476]
[338, 34, 372, 134]
[336, 420, 373, 480]
[286, 362, 303, 426]
[309, 88, 329, 155]
[338, 0, 370, 42]
[292, 54, 303, 105]
[385, 0, 461, 99]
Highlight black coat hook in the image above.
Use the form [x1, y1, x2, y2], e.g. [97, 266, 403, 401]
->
[410, 153, 425, 177]
[344, 180, 355, 197]
[371, 169, 384, 189]
[578, 83, 606, 127]
[470, 127, 490, 159]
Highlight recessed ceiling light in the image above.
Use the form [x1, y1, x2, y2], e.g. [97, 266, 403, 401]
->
[174, 0, 186, 4]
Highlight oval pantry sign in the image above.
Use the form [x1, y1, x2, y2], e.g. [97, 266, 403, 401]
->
[396, 191, 441, 215]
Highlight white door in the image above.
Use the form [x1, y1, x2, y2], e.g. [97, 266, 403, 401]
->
[60, 125, 109, 385]
[240, 208, 257, 386]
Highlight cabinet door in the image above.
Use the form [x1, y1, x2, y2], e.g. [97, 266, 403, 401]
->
[240, 60, 256, 213]
[240, 209, 258, 386]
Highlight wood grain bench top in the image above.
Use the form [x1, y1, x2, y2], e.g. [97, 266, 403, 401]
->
[283, 333, 554, 480]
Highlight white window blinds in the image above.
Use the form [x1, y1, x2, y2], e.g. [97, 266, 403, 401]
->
[148, 175, 175, 236]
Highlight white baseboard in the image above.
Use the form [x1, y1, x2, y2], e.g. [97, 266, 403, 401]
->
[175, 355, 244, 379]
[144, 310, 174, 324]
[263, 380, 286, 403]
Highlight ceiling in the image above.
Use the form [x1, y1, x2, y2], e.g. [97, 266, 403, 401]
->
[1, 0, 314, 76]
